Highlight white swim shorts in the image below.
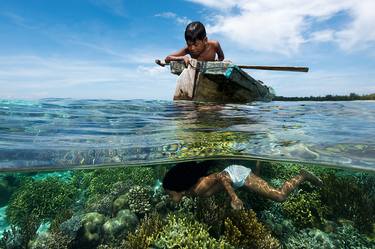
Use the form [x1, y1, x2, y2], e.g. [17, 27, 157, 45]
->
[223, 165, 252, 188]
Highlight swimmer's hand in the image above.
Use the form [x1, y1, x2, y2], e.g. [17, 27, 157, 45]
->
[231, 197, 244, 210]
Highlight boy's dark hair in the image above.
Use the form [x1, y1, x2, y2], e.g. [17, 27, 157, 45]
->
[185, 21, 207, 43]
[163, 160, 213, 192]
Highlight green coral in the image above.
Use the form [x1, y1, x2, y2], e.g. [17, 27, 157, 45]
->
[75, 167, 155, 211]
[123, 185, 152, 216]
[77, 167, 155, 197]
[173, 131, 249, 158]
[6, 177, 76, 242]
[155, 214, 233, 249]
[282, 190, 327, 228]
[122, 212, 164, 249]
[320, 172, 375, 234]
[195, 196, 227, 238]
[224, 209, 281, 249]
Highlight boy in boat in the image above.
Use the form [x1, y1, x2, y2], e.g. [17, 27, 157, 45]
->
[156, 21, 224, 67]
[163, 161, 323, 210]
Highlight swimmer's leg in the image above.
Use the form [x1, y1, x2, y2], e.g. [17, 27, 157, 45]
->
[244, 169, 322, 202]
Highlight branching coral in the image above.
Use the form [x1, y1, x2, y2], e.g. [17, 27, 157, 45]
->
[195, 196, 226, 238]
[6, 177, 76, 243]
[224, 209, 281, 249]
[282, 190, 327, 229]
[155, 214, 233, 249]
[122, 212, 164, 249]
[122, 186, 152, 216]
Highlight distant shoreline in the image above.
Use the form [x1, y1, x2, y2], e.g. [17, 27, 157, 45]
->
[273, 93, 375, 101]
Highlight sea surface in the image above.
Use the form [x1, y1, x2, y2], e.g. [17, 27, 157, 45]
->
[0, 99, 374, 172]
[0, 99, 374, 248]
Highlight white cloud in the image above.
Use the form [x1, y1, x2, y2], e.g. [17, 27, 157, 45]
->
[0, 55, 175, 99]
[188, 0, 375, 54]
[155, 12, 192, 26]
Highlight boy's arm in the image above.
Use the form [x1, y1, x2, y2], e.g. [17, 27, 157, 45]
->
[215, 41, 224, 61]
[216, 172, 243, 210]
[165, 47, 190, 63]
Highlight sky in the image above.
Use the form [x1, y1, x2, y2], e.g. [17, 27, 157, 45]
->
[0, 0, 375, 100]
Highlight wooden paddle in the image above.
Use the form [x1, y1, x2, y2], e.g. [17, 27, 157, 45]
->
[238, 65, 309, 72]
[155, 59, 309, 72]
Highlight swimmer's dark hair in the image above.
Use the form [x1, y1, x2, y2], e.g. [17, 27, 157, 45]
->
[163, 160, 212, 192]
[185, 21, 207, 43]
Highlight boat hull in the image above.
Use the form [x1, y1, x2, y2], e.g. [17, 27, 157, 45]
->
[170, 60, 274, 103]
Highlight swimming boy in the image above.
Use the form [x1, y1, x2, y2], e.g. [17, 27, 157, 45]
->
[156, 21, 224, 67]
[163, 161, 323, 210]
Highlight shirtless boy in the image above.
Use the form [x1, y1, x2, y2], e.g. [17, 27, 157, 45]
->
[156, 21, 224, 67]
[163, 161, 323, 210]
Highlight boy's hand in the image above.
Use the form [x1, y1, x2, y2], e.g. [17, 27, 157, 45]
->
[155, 59, 166, 67]
[231, 197, 244, 210]
[183, 56, 190, 67]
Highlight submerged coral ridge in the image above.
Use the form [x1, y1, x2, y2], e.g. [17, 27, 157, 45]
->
[0, 161, 374, 248]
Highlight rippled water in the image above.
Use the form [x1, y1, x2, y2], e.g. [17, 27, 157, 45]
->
[0, 99, 374, 171]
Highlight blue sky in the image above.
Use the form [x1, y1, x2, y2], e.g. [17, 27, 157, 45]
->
[0, 0, 374, 99]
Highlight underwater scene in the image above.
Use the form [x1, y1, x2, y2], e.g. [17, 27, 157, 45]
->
[0, 99, 374, 248]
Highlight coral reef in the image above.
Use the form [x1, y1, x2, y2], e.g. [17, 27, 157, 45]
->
[76, 167, 155, 214]
[5, 177, 76, 243]
[121, 186, 152, 216]
[282, 190, 327, 228]
[320, 173, 375, 234]
[102, 209, 138, 239]
[224, 209, 281, 249]
[80, 212, 106, 245]
[28, 231, 72, 249]
[0, 174, 21, 206]
[0, 225, 24, 249]
[154, 214, 233, 249]
[173, 131, 249, 158]
[284, 224, 375, 249]
[195, 196, 226, 238]
[122, 212, 164, 249]
[260, 203, 296, 240]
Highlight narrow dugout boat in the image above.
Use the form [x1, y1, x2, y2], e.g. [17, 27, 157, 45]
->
[169, 59, 275, 103]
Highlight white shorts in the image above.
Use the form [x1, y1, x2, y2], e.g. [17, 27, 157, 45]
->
[223, 165, 252, 188]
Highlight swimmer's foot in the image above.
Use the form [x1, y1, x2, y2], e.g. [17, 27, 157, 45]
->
[301, 169, 323, 187]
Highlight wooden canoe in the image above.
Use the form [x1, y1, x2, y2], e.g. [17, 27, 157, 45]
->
[170, 59, 274, 103]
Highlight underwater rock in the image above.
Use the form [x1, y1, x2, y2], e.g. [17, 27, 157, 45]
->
[59, 214, 84, 240]
[102, 209, 138, 237]
[81, 212, 106, 244]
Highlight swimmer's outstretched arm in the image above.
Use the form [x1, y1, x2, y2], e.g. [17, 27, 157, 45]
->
[217, 172, 244, 210]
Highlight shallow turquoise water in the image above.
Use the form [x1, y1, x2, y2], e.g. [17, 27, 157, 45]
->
[0, 99, 374, 171]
